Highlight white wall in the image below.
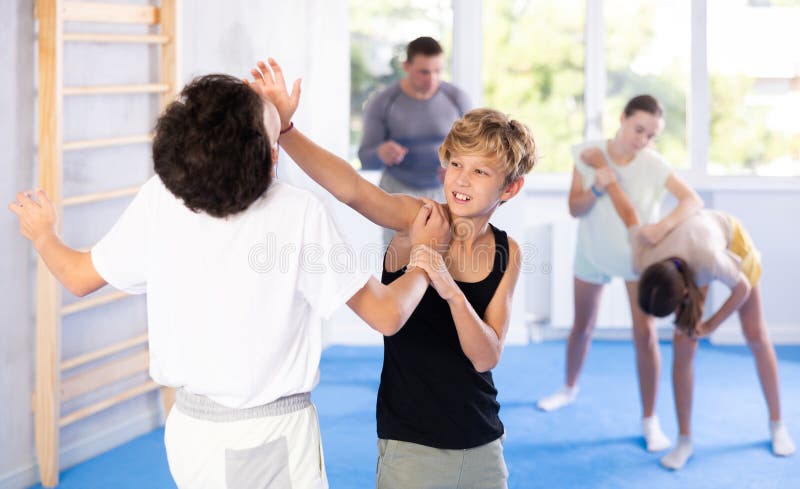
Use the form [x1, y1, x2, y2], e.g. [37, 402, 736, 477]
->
[1, 2, 37, 487]
[704, 185, 800, 344]
[0, 2, 349, 488]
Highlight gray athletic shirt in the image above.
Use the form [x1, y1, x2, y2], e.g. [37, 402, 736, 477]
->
[358, 81, 471, 189]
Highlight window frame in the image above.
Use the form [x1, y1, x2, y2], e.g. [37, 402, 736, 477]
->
[450, 0, 800, 183]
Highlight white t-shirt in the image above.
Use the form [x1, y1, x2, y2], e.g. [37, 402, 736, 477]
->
[92, 177, 371, 409]
[573, 140, 672, 279]
[630, 210, 741, 288]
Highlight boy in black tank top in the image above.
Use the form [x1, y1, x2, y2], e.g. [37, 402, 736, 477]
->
[378, 224, 509, 450]
[248, 59, 538, 489]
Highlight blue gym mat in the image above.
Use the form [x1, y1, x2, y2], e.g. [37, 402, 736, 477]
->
[29, 341, 800, 488]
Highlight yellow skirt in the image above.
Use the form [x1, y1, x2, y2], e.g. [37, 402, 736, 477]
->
[728, 215, 762, 287]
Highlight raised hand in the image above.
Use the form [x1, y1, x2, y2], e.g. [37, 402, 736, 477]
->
[246, 58, 302, 130]
[580, 147, 608, 169]
[409, 197, 451, 255]
[8, 189, 58, 248]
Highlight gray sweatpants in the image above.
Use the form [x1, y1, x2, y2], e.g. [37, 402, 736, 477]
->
[376, 436, 508, 489]
[378, 172, 445, 248]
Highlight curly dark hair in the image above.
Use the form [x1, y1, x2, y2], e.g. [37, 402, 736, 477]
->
[153, 74, 273, 218]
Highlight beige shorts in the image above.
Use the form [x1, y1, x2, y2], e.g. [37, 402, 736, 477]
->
[376, 436, 508, 489]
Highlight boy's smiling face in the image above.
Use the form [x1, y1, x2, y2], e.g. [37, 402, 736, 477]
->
[443, 153, 522, 218]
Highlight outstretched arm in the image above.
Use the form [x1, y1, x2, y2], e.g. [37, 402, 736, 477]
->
[347, 272, 429, 336]
[248, 59, 422, 232]
[279, 128, 421, 231]
[8, 191, 106, 297]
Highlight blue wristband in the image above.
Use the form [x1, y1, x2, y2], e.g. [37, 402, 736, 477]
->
[590, 184, 604, 197]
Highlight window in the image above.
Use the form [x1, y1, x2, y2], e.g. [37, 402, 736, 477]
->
[708, 0, 800, 175]
[349, 0, 453, 167]
[604, 0, 689, 168]
[349, 0, 800, 177]
[482, 0, 585, 173]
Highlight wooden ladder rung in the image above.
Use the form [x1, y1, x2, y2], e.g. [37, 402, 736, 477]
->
[64, 83, 170, 96]
[63, 2, 160, 25]
[59, 380, 160, 427]
[61, 333, 148, 371]
[61, 290, 130, 316]
[63, 186, 140, 207]
[63, 134, 153, 151]
[63, 33, 170, 44]
[61, 350, 149, 402]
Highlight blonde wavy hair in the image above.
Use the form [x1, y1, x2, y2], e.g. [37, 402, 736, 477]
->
[438, 108, 537, 186]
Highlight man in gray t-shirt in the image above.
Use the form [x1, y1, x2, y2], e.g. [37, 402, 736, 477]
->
[358, 37, 471, 245]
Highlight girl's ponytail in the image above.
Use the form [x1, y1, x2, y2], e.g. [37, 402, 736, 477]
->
[670, 258, 704, 336]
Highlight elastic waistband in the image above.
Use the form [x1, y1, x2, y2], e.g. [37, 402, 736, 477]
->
[175, 389, 311, 422]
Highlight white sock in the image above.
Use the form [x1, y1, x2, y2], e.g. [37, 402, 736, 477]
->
[642, 415, 671, 452]
[771, 420, 796, 456]
[536, 385, 579, 412]
[660, 435, 693, 470]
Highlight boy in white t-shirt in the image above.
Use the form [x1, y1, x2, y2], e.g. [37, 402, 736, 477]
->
[8, 74, 449, 489]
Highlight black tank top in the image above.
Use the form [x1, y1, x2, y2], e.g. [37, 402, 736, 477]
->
[376, 224, 508, 449]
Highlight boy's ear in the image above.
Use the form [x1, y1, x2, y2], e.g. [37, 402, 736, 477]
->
[500, 177, 524, 202]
